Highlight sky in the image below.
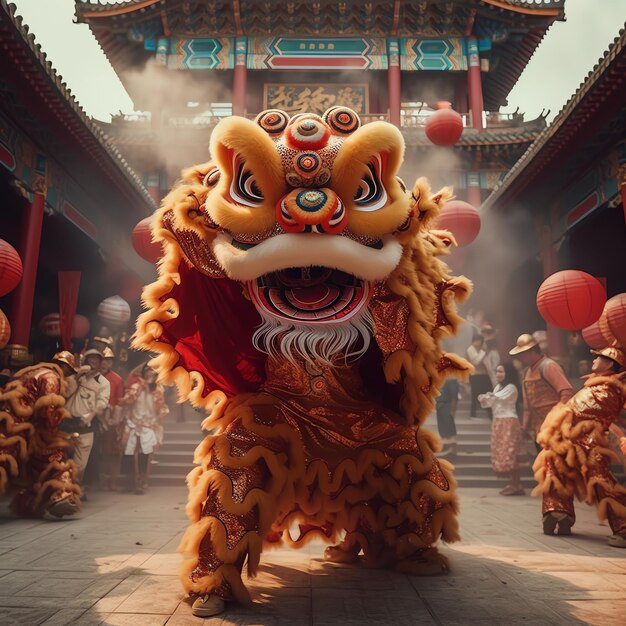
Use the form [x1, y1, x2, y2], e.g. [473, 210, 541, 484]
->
[10, 0, 626, 123]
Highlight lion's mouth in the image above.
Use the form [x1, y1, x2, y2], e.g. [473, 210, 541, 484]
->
[212, 232, 403, 283]
[248, 267, 371, 324]
[231, 233, 384, 251]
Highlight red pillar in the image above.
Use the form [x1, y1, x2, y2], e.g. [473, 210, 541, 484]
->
[8, 193, 45, 350]
[541, 224, 565, 357]
[467, 171, 482, 208]
[387, 38, 401, 128]
[467, 37, 484, 132]
[146, 173, 160, 205]
[233, 37, 247, 117]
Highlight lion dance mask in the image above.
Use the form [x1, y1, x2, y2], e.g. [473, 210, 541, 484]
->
[134, 107, 473, 606]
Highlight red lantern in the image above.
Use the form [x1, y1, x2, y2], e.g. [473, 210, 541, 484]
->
[536, 270, 606, 331]
[435, 200, 481, 247]
[132, 217, 162, 264]
[0, 239, 23, 297]
[71, 314, 90, 339]
[97, 295, 131, 325]
[582, 321, 607, 349]
[425, 101, 463, 146]
[119, 276, 144, 303]
[598, 293, 626, 346]
[0, 308, 10, 349]
[39, 313, 61, 337]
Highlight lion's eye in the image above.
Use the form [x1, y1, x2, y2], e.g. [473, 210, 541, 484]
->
[230, 156, 263, 207]
[203, 168, 221, 188]
[353, 157, 387, 212]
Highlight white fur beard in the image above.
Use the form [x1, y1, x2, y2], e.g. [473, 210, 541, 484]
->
[252, 309, 374, 367]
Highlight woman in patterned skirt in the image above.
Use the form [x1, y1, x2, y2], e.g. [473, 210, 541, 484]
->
[479, 362, 524, 495]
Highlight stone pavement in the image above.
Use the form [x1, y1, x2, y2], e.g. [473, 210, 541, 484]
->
[0, 487, 624, 626]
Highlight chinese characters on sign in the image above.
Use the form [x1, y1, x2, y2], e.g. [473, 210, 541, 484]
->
[264, 84, 368, 115]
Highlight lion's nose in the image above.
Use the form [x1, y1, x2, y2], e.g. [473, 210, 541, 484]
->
[277, 188, 347, 235]
[285, 117, 330, 150]
[297, 120, 319, 135]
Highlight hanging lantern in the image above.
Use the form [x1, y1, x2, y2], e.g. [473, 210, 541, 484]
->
[582, 321, 607, 349]
[536, 270, 606, 331]
[0, 308, 11, 349]
[132, 217, 162, 264]
[598, 293, 626, 346]
[119, 276, 144, 303]
[97, 295, 131, 325]
[425, 101, 464, 146]
[0, 239, 23, 297]
[435, 200, 481, 247]
[71, 314, 90, 339]
[39, 313, 61, 337]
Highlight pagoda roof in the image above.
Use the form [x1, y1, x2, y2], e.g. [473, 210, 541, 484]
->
[405, 114, 545, 149]
[0, 0, 155, 212]
[482, 23, 626, 212]
[75, 0, 564, 109]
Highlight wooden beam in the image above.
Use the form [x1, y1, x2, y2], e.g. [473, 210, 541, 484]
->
[465, 8, 476, 36]
[233, 0, 243, 36]
[160, 9, 170, 37]
[390, 0, 400, 36]
[79, 0, 161, 19]
[481, 0, 562, 17]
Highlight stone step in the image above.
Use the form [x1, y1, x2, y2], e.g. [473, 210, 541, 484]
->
[159, 431, 205, 443]
[148, 459, 535, 479]
[147, 473, 537, 489]
[154, 442, 496, 462]
[154, 412, 625, 488]
[151, 461, 194, 476]
[149, 473, 194, 486]
[155, 450, 201, 464]
[161, 422, 494, 438]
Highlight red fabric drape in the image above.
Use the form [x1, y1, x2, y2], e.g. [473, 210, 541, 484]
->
[58, 271, 81, 350]
[157, 262, 266, 397]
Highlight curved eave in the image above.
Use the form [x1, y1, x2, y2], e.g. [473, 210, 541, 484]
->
[405, 129, 541, 149]
[1, 0, 156, 213]
[482, 25, 626, 213]
[76, 0, 162, 19]
[481, 0, 564, 17]
[483, 27, 549, 110]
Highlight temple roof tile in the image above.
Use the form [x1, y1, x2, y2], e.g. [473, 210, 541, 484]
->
[74, 1, 564, 111]
[1, 0, 156, 211]
[482, 24, 626, 211]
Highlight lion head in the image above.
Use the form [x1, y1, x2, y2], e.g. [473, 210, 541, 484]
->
[137, 107, 470, 422]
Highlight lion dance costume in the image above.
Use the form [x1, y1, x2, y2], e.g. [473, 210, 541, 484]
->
[0, 359, 81, 518]
[533, 347, 626, 541]
[134, 107, 472, 608]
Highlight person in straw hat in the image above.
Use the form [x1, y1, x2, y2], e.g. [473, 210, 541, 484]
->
[532, 345, 626, 546]
[509, 333, 573, 447]
[62, 348, 111, 484]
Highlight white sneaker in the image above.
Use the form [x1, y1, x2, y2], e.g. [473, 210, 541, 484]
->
[191, 594, 225, 617]
[608, 534, 626, 548]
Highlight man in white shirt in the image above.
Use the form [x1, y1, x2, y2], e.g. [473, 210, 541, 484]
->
[63, 348, 110, 480]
